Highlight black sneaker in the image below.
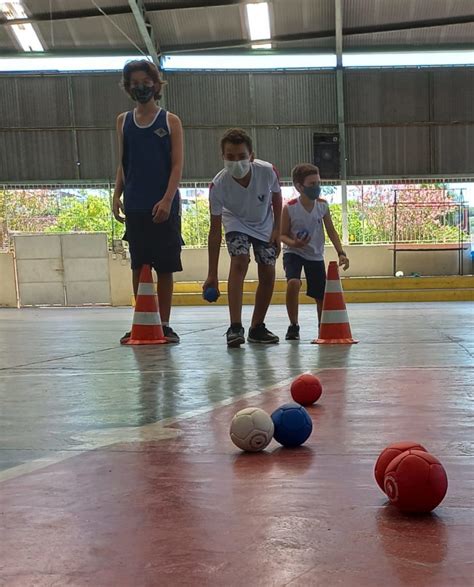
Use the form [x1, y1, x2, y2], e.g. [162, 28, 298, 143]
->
[163, 325, 180, 344]
[285, 324, 300, 341]
[120, 331, 131, 344]
[248, 323, 279, 344]
[226, 324, 245, 348]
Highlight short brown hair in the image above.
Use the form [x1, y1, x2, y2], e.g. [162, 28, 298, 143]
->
[220, 128, 253, 154]
[122, 59, 167, 100]
[292, 163, 320, 186]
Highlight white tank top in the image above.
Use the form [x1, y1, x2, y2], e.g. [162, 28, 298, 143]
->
[284, 198, 329, 261]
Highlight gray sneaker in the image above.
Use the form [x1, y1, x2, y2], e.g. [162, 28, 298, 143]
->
[163, 326, 180, 343]
[248, 323, 279, 344]
[120, 331, 131, 344]
[226, 324, 245, 348]
[285, 324, 300, 341]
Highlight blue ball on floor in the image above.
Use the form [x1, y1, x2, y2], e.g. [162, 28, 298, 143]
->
[204, 287, 219, 303]
[271, 403, 313, 447]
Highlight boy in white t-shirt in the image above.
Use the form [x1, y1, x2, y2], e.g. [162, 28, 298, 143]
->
[281, 164, 349, 341]
[203, 128, 282, 347]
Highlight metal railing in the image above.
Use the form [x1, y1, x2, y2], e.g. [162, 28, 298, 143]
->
[0, 182, 470, 251]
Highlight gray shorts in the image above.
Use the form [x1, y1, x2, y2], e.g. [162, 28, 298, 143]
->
[225, 231, 277, 266]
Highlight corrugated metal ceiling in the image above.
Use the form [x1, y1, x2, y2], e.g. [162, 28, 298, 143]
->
[344, 23, 474, 48]
[1, 1, 473, 54]
[343, 0, 474, 28]
[272, 0, 334, 36]
[149, 5, 244, 48]
[21, 0, 123, 13]
[34, 14, 143, 51]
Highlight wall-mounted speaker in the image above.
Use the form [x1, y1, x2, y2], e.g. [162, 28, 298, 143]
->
[313, 132, 340, 179]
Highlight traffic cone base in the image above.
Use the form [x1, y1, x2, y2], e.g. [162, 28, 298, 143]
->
[314, 261, 358, 345]
[122, 265, 167, 346]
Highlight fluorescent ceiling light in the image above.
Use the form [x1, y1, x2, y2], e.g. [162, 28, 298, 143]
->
[343, 50, 474, 67]
[1, 1, 44, 51]
[0, 55, 139, 72]
[11, 23, 44, 52]
[0, 1, 24, 18]
[162, 54, 336, 70]
[246, 2, 271, 41]
[1, 51, 473, 74]
[252, 43, 272, 50]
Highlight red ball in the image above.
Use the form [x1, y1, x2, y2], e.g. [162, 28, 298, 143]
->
[290, 374, 322, 406]
[374, 441, 427, 492]
[384, 450, 448, 513]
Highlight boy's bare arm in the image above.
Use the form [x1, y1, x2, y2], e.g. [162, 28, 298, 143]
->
[323, 211, 349, 269]
[270, 190, 283, 255]
[112, 112, 126, 223]
[153, 113, 184, 223]
[203, 214, 222, 291]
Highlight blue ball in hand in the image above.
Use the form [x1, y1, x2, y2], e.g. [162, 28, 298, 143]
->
[204, 287, 219, 303]
[297, 230, 309, 241]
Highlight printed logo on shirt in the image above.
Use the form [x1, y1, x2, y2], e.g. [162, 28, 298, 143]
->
[257, 194, 266, 203]
[154, 128, 168, 138]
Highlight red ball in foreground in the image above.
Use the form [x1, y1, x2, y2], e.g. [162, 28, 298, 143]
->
[384, 450, 448, 513]
[374, 441, 427, 492]
[290, 374, 322, 406]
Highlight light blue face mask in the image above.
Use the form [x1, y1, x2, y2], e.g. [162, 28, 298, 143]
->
[303, 185, 321, 200]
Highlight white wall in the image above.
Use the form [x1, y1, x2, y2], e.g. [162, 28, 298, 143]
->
[0, 252, 17, 307]
[107, 244, 472, 306]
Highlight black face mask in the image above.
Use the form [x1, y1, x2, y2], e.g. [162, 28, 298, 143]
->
[130, 85, 155, 104]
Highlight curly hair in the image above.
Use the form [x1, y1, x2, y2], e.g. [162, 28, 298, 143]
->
[220, 128, 253, 154]
[292, 163, 320, 186]
[122, 59, 167, 100]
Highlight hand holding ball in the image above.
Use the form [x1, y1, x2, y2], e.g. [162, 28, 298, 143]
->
[203, 287, 219, 303]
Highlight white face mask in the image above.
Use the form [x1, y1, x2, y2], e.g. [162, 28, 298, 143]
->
[224, 159, 251, 179]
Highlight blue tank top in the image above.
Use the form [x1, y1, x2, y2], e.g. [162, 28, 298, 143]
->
[122, 108, 179, 213]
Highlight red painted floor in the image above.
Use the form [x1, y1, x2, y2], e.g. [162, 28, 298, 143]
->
[1, 369, 472, 586]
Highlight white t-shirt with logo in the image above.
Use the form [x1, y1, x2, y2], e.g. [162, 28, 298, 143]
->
[283, 197, 329, 261]
[209, 159, 280, 241]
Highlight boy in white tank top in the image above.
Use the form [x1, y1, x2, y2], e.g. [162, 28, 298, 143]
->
[281, 164, 349, 340]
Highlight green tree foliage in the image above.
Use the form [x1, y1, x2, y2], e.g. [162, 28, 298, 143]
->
[46, 194, 124, 242]
[0, 185, 467, 249]
[181, 197, 211, 248]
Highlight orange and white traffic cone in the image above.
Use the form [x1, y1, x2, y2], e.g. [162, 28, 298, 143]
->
[122, 265, 167, 346]
[313, 261, 358, 345]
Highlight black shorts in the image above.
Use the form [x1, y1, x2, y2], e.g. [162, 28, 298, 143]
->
[123, 211, 183, 273]
[283, 253, 326, 300]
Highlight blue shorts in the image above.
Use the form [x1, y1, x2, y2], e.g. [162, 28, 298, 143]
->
[283, 253, 326, 300]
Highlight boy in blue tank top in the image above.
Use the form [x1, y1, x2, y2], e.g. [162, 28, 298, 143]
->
[112, 60, 184, 344]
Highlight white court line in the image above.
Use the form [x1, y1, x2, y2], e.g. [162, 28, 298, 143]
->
[1, 364, 472, 480]
[0, 365, 470, 379]
[0, 376, 296, 483]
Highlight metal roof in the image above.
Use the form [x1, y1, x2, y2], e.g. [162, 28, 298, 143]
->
[0, 0, 473, 55]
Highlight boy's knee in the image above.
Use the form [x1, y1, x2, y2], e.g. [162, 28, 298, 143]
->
[258, 263, 275, 282]
[287, 278, 301, 290]
[231, 255, 250, 273]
